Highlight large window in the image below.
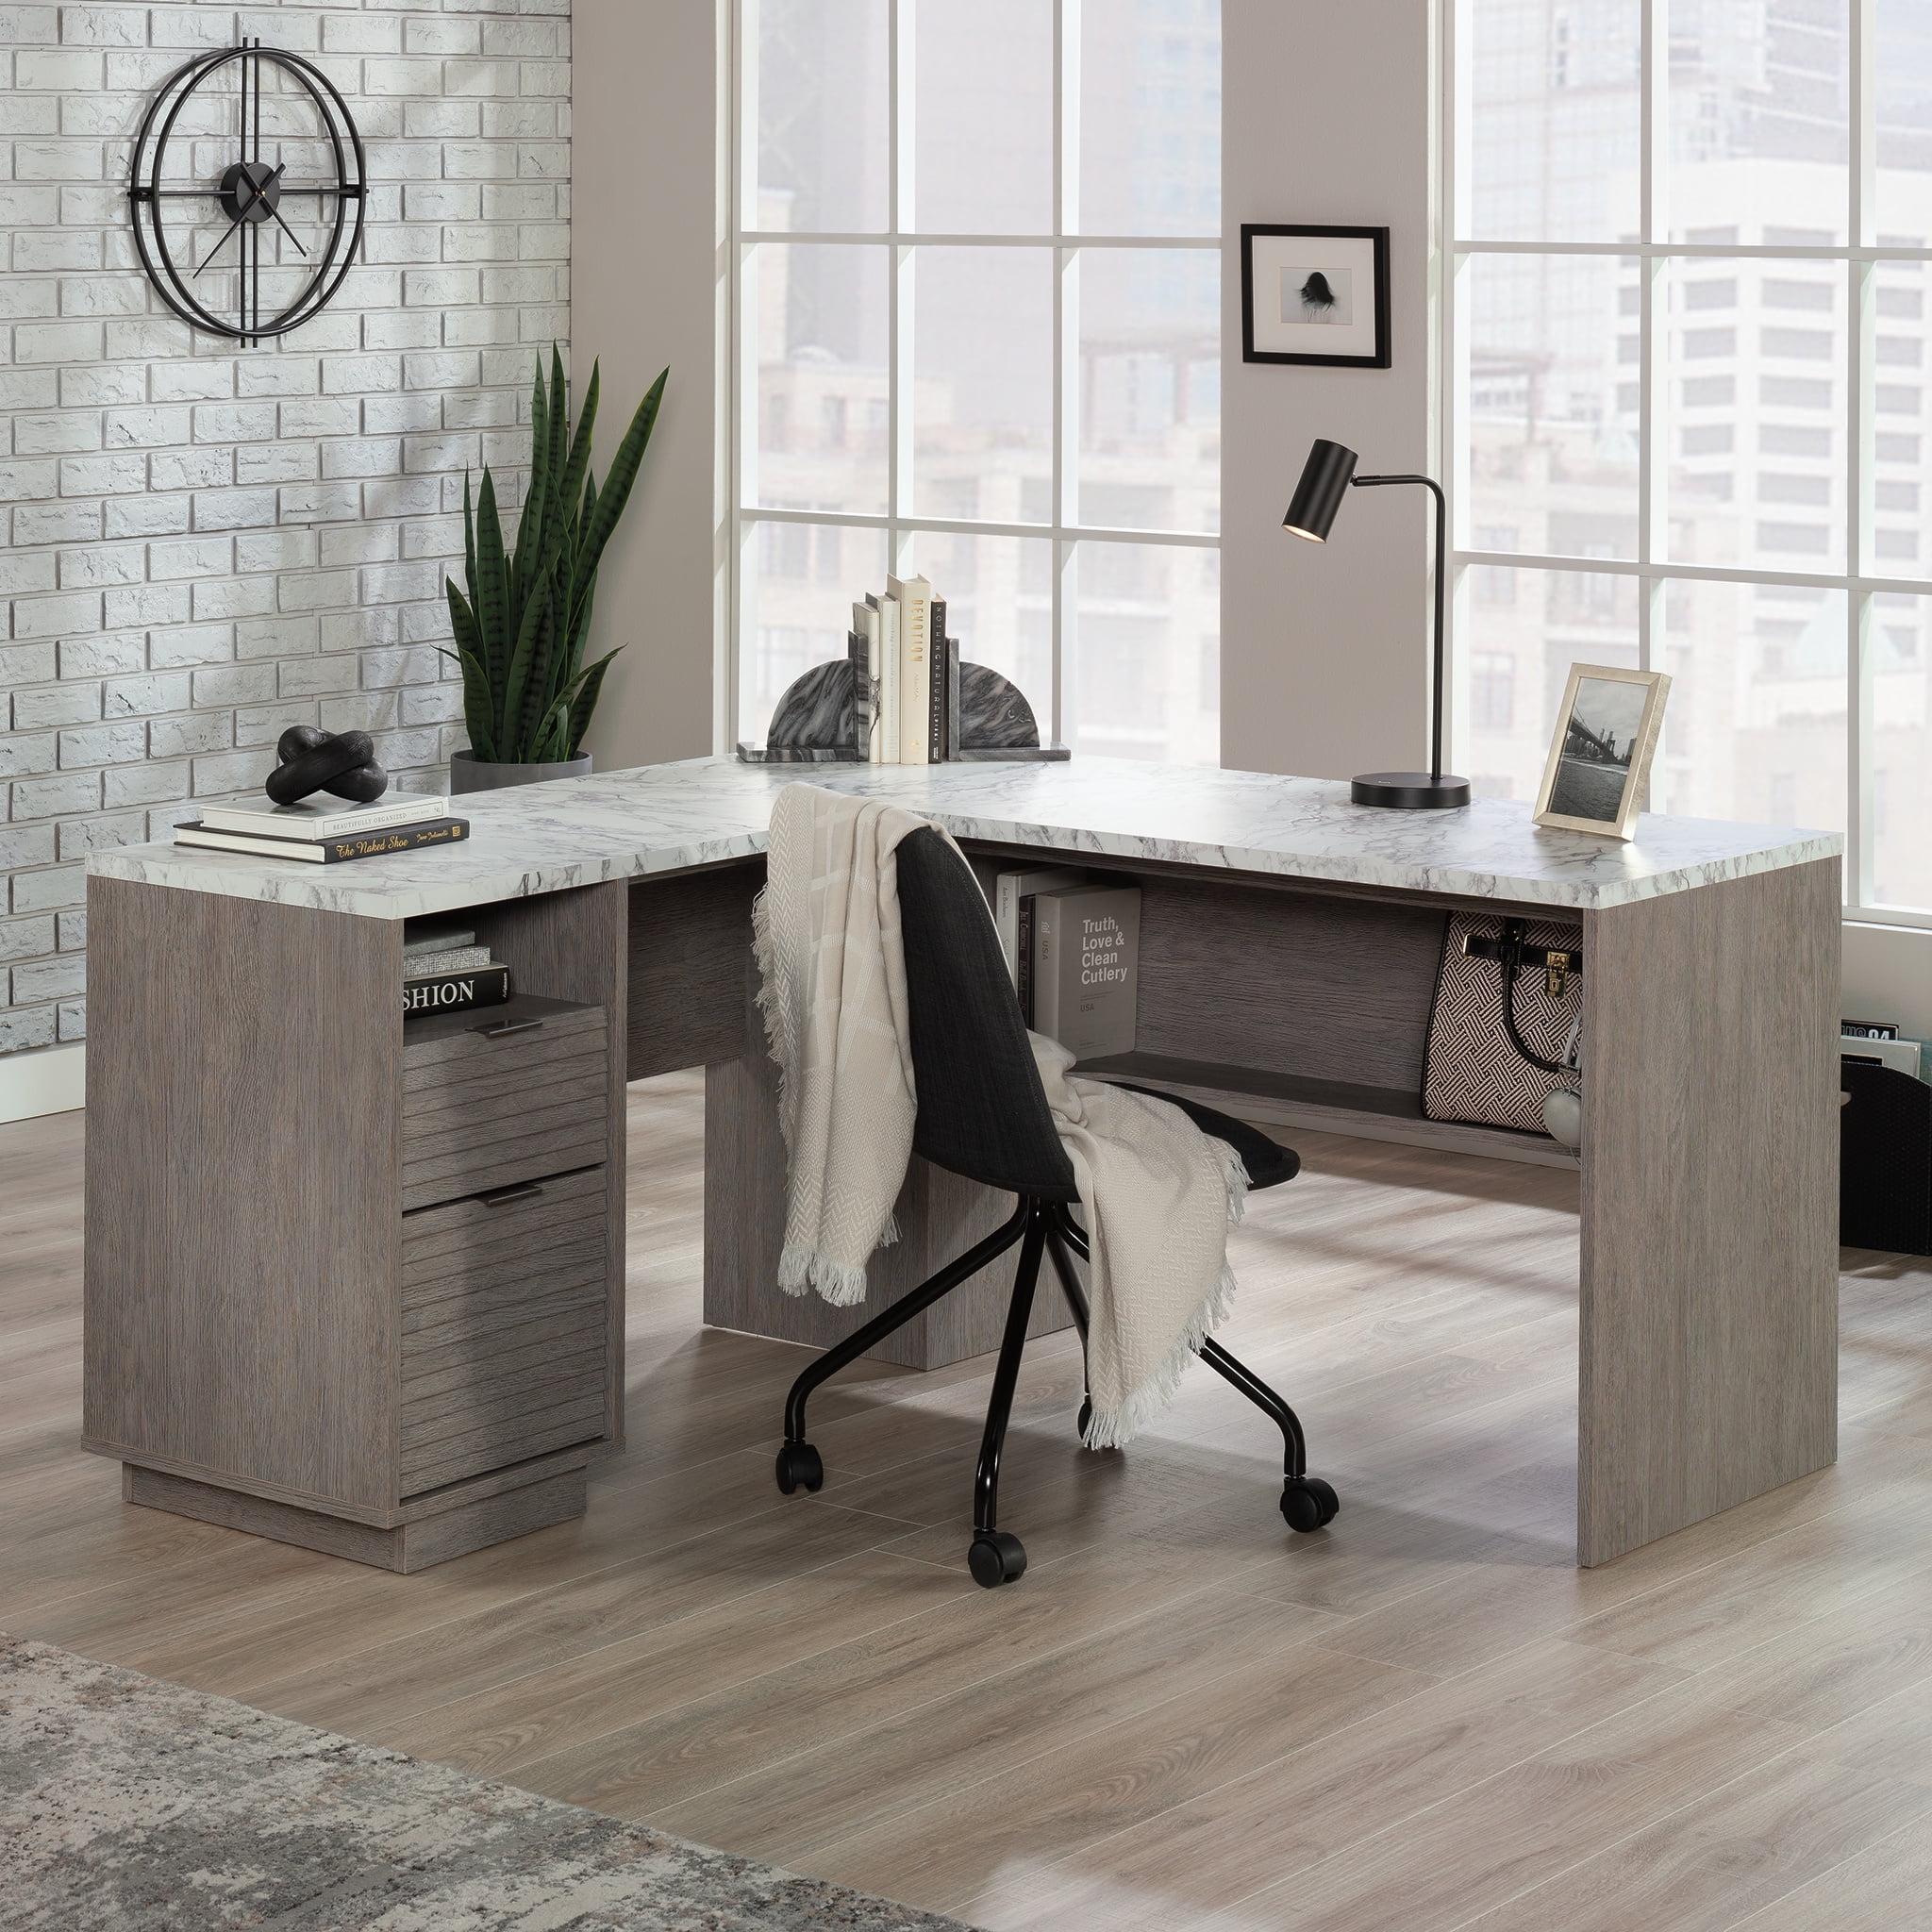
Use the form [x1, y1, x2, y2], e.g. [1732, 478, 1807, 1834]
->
[1447, 0, 1932, 921]
[733, 0, 1222, 761]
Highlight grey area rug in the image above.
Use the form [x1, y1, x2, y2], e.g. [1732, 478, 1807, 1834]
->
[0, 1635, 964, 1931]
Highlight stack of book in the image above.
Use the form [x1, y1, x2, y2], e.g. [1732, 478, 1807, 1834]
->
[402, 922, 510, 1018]
[174, 793, 470, 864]
[1841, 1019, 1930, 1083]
[994, 868, 1141, 1061]
[850, 573, 962, 764]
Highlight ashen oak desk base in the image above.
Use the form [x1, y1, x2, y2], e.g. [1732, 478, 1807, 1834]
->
[83, 757, 1841, 1572]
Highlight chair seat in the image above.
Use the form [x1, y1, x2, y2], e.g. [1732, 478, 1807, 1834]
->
[1109, 1083, 1300, 1191]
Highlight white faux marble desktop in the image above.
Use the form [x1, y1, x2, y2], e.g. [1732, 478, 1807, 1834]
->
[89, 755, 1840, 920]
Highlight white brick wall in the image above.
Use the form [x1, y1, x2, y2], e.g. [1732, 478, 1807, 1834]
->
[0, 0, 570, 1058]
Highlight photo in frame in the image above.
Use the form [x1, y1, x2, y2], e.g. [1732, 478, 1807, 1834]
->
[1241, 225, 1391, 368]
[1533, 663, 1672, 841]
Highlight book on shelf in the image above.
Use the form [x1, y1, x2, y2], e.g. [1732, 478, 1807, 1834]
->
[870, 591, 901, 764]
[944, 633, 962, 761]
[853, 600, 882, 761]
[196, 792, 452, 841]
[1017, 891, 1038, 1024]
[404, 943, 492, 975]
[173, 817, 470, 863]
[1032, 883, 1141, 1061]
[927, 596, 950, 764]
[993, 864, 1091, 1018]
[848, 625, 874, 760]
[1841, 1033, 1926, 1080]
[403, 923, 476, 959]
[888, 573, 933, 766]
[403, 961, 510, 1017]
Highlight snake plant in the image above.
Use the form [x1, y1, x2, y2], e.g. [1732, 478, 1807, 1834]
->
[443, 345, 668, 764]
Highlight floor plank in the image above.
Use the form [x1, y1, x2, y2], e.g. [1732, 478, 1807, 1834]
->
[7, 1074, 1932, 1932]
[1730, 1816, 1932, 1930]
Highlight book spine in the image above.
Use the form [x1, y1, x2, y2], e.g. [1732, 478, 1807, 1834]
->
[898, 588, 930, 765]
[1017, 894, 1037, 1027]
[1035, 892, 1066, 1042]
[995, 874, 1020, 983]
[946, 637, 961, 760]
[201, 798, 451, 840]
[877, 597, 900, 763]
[848, 628, 872, 758]
[853, 603, 877, 762]
[320, 818, 469, 863]
[928, 598, 948, 762]
[402, 944, 492, 975]
[402, 963, 510, 1017]
[1063, 890, 1140, 1059]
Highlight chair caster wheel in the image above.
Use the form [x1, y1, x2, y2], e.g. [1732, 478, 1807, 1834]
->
[1281, 1475, 1340, 1533]
[774, 1441, 824, 1495]
[968, 1530, 1027, 1588]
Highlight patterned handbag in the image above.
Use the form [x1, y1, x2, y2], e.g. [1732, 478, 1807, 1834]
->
[1423, 913, 1583, 1135]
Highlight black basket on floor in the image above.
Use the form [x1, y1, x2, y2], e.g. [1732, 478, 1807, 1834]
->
[1840, 1058, 1932, 1256]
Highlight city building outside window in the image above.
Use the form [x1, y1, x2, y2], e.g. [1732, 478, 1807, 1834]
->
[734, 0, 1223, 764]
[1448, 0, 1932, 919]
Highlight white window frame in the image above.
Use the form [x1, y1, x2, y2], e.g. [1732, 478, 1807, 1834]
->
[1440, 0, 1932, 929]
[727, 0, 1222, 751]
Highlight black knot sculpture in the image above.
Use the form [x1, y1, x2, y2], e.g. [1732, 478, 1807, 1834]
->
[266, 725, 389, 807]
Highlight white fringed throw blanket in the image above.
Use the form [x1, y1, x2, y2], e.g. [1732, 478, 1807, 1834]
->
[1029, 1034, 1249, 1447]
[754, 783, 1247, 1445]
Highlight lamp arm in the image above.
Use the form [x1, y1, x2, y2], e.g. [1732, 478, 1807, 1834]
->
[1352, 473, 1448, 782]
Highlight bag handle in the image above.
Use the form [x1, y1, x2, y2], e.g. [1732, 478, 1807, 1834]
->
[1496, 920, 1575, 1078]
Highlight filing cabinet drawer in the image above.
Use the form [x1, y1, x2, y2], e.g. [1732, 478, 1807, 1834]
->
[400, 1166, 610, 1496]
[402, 995, 608, 1211]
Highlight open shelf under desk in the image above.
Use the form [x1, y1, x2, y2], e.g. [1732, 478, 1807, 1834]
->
[1076, 1051, 1582, 1173]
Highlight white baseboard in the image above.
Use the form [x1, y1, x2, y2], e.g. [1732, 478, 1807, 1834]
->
[0, 1042, 85, 1124]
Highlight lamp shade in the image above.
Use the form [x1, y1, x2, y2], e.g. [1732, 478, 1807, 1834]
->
[1283, 438, 1358, 541]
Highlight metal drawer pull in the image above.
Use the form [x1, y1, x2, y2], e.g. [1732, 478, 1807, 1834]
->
[475, 1016, 545, 1040]
[479, 1183, 545, 1209]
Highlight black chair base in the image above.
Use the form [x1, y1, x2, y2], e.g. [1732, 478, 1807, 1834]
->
[774, 1194, 1338, 1587]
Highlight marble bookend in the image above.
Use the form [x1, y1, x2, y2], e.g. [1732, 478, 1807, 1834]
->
[742, 655, 1068, 764]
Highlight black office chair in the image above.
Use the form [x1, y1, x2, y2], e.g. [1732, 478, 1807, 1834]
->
[772, 826, 1338, 1588]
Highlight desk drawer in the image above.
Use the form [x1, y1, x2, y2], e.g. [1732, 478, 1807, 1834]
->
[402, 998, 608, 1211]
[400, 1167, 609, 1495]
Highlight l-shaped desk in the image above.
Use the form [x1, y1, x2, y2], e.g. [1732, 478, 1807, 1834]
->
[84, 757, 1840, 1572]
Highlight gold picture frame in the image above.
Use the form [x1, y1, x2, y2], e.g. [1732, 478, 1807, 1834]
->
[1533, 663, 1672, 841]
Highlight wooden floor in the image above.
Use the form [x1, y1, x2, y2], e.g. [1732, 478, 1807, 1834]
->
[6, 1074, 1932, 1930]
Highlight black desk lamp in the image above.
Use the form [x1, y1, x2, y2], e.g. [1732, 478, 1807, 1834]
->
[1284, 437, 1471, 809]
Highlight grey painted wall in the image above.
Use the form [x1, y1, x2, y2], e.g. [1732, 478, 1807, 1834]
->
[1218, 0, 1436, 785]
[572, 0, 723, 775]
[0, 0, 572, 1064]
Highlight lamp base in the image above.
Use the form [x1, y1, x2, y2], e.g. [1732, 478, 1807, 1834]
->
[1350, 770, 1473, 810]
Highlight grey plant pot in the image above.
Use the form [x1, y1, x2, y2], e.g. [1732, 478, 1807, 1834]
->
[449, 749, 592, 794]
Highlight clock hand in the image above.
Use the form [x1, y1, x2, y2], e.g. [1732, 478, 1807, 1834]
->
[265, 193, 308, 258]
[192, 161, 285, 278]
[193, 207, 246, 278]
[250, 161, 300, 253]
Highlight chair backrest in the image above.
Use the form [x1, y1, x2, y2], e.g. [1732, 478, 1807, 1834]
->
[895, 825, 1079, 1201]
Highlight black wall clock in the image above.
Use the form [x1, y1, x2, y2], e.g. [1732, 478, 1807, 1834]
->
[129, 38, 366, 346]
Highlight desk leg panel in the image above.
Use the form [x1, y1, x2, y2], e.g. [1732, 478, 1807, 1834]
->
[704, 1045, 1071, 1371]
[1577, 857, 1840, 1566]
[82, 877, 403, 1514]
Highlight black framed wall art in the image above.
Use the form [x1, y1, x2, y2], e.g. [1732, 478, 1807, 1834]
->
[1241, 225, 1391, 368]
